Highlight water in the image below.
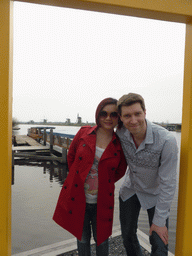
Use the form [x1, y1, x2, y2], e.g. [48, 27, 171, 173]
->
[12, 124, 181, 255]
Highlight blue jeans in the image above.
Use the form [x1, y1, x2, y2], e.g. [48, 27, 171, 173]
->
[119, 195, 169, 256]
[77, 203, 109, 256]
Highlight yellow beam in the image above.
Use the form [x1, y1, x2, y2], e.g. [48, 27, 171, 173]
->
[175, 21, 192, 255]
[3, 0, 192, 255]
[14, 0, 192, 23]
[0, 1, 13, 256]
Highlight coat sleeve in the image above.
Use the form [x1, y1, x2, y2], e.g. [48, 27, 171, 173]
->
[114, 146, 127, 183]
[67, 128, 82, 170]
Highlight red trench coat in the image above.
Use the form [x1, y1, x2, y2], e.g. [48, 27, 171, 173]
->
[53, 126, 127, 245]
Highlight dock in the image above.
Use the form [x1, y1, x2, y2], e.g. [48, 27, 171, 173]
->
[13, 135, 49, 149]
[12, 135, 68, 164]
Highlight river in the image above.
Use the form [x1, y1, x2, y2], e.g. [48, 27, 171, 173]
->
[11, 124, 181, 255]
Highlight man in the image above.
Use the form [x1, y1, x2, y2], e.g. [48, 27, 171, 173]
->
[116, 93, 178, 256]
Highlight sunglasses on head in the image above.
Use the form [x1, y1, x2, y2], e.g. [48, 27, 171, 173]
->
[99, 111, 118, 119]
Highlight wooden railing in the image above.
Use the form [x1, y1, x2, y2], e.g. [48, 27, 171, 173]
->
[43, 128, 73, 150]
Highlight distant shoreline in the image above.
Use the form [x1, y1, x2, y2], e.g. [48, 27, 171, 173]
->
[17, 122, 96, 127]
[16, 122, 181, 132]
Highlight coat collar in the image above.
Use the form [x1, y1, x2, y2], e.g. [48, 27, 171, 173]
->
[87, 125, 117, 141]
[87, 125, 97, 135]
[81, 125, 118, 153]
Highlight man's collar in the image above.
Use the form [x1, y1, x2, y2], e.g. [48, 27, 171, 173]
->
[145, 119, 153, 144]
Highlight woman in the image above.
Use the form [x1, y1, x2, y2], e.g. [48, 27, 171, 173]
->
[53, 98, 127, 256]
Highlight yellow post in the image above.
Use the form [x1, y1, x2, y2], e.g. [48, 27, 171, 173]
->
[4, 0, 192, 255]
[175, 21, 192, 255]
[0, 1, 13, 256]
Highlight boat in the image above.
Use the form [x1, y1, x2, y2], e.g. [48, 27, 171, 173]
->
[12, 126, 20, 130]
[27, 126, 55, 142]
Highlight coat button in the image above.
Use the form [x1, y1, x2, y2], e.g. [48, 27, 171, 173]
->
[64, 186, 67, 189]
[71, 197, 75, 201]
[109, 206, 113, 209]
[79, 157, 82, 160]
[83, 144, 86, 147]
[69, 210, 72, 214]
[75, 184, 78, 187]
[109, 218, 112, 222]
[76, 170, 79, 174]
[115, 171, 119, 174]
[110, 193, 112, 196]
[114, 153, 117, 156]
[109, 179, 111, 183]
[112, 167, 115, 171]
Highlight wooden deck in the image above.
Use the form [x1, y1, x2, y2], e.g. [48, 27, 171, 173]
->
[12, 135, 67, 163]
[16, 135, 40, 146]
[12, 135, 49, 151]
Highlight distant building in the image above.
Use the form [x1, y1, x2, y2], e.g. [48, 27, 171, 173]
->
[154, 122, 181, 132]
[77, 113, 82, 124]
[66, 118, 71, 124]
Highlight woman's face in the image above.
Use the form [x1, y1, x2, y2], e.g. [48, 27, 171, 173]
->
[98, 104, 118, 131]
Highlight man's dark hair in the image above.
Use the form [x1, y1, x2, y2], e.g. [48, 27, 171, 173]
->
[117, 93, 145, 115]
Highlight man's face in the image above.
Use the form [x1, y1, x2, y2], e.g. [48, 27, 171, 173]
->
[120, 103, 146, 136]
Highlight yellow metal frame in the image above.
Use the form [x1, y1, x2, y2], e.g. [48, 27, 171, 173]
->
[1, 0, 192, 255]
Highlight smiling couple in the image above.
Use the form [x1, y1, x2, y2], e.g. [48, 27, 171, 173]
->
[53, 93, 178, 256]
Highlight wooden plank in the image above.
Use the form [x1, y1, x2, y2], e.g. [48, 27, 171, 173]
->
[12, 145, 50, 151]
[14, 135, 27, 145]
[15, 135, 41, 146]
[13, 153, 65, 162]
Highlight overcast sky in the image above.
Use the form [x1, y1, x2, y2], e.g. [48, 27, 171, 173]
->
[13, 2, 186, 124]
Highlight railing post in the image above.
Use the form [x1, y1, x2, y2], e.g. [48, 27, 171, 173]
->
[50, 128, 54, 151]
[12, 150, 14, 170]
[58, 135, 61, 145]
[62, 147, 67, 163]
[43, 128, 47, 146]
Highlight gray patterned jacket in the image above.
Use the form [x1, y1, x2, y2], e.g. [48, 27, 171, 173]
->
[116, 119, 178, 227]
